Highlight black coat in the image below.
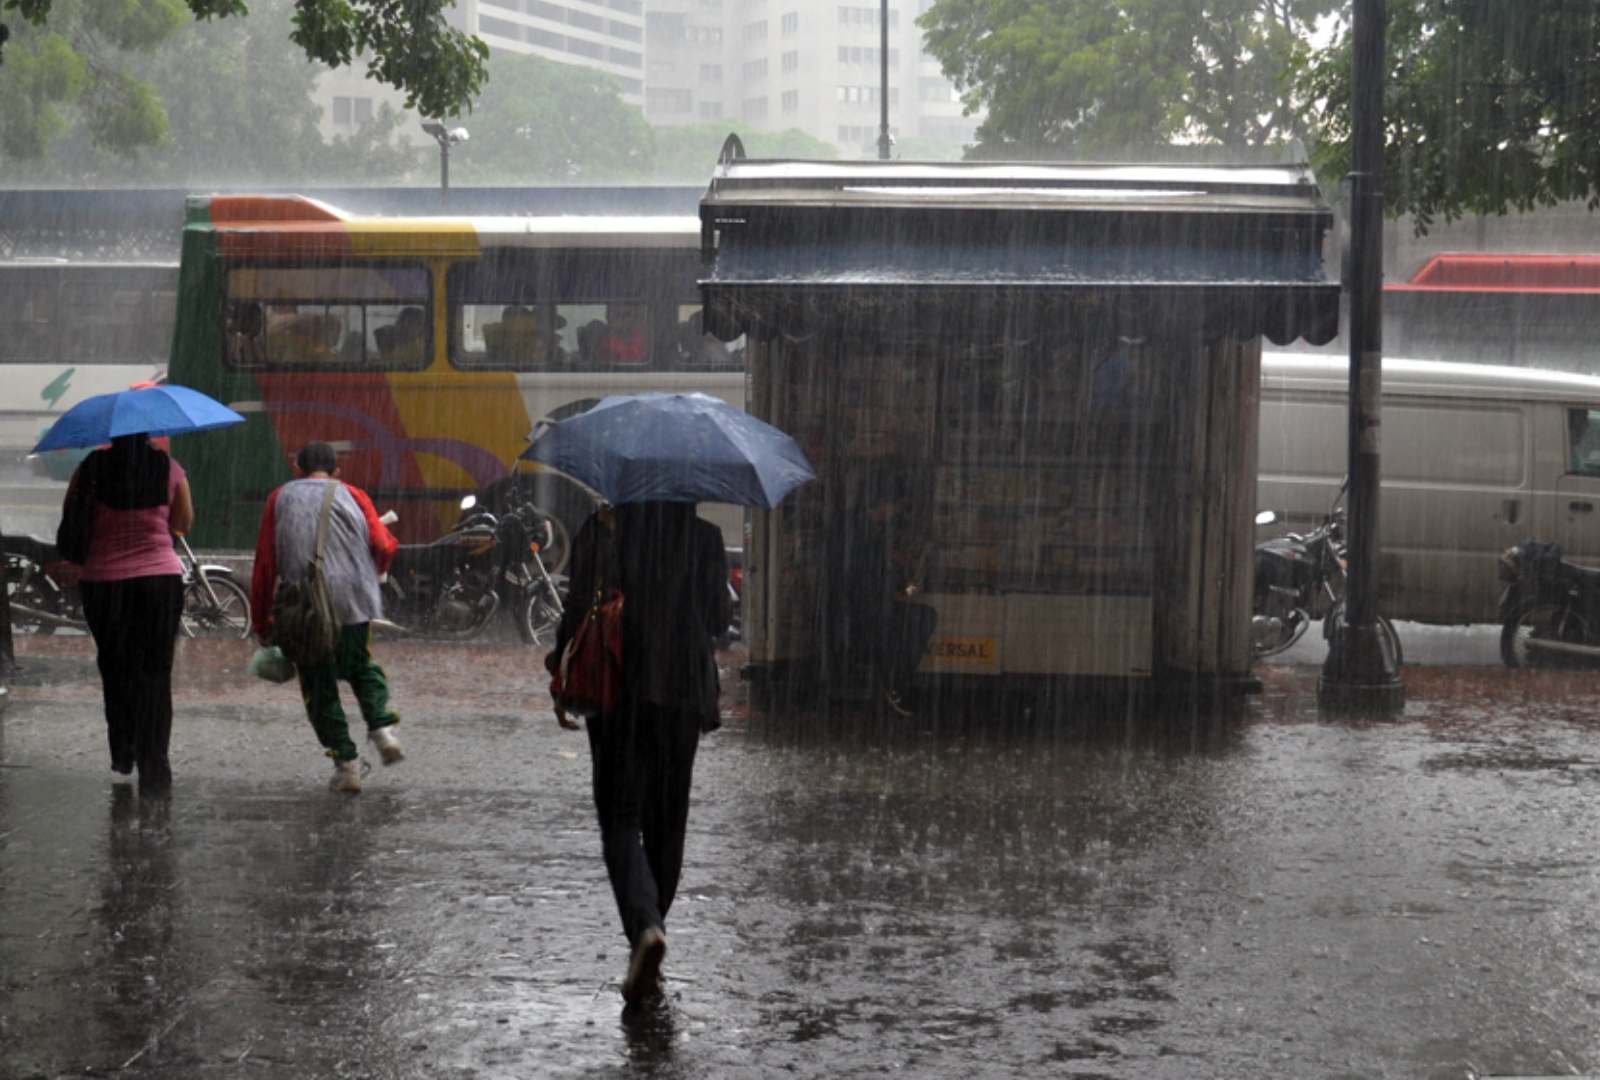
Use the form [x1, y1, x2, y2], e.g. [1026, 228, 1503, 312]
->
[549, 503, 731, 726]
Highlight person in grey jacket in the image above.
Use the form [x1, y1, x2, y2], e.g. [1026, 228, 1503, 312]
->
[251, 442, 403, 794]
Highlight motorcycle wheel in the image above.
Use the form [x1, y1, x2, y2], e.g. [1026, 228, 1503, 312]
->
[180, 575, 252, 639]
[7, 557, 60, 635]
[1501, 602, 1590, 669]
[516, 576, 566, 647]
[1321, 603, 1406, 667]
[533, 512, 572, 577]
[1252, 606, 1310, 658]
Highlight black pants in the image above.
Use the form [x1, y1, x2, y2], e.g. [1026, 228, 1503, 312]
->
[79, 575, 183, 790]
[585, 699, 701, 948]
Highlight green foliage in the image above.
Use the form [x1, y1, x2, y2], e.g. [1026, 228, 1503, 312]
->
[1295, 1, 1600, 229]
[0, 0, 484, 160]
[918, 0, 1337, 155]
[453, 52, 656, 183]
[8, 0, 419, 184]
[651, 121, 838, 180]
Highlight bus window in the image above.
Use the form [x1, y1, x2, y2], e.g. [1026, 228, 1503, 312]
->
[457, 303, 563, 369]
[569, 303, 651, 370]
[225, 265, 429, 369]
[673, 304, 744, 371]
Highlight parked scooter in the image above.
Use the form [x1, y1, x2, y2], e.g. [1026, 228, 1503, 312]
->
[1498, 540, 1600, 667]
[3, 533, 84, 633]
[379, 495, 565, 645]
[1251, 494, 1402, 662]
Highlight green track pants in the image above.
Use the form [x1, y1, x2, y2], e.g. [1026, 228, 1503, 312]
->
[297, 623, 398, 762]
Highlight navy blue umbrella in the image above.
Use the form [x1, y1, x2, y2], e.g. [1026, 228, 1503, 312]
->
[32, 384, 245, 453]
[521, 392, 815, 508]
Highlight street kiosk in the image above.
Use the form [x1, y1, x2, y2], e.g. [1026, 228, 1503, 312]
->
[700, 158, 1339, 702]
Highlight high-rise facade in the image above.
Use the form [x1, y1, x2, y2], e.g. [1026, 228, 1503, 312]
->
[645, 1, 978, 156]
[317, 0, 978, 158]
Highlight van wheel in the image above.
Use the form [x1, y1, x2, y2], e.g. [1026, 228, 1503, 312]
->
[1501, 603, 1588, 668]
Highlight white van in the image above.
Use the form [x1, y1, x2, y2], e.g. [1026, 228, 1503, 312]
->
[1258, 354, 1600, 625]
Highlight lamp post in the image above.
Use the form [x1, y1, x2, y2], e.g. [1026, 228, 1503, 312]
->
[421, 121, 470, 204]
[1319, 0, 1403, 712]
[876, 0, 892, 159]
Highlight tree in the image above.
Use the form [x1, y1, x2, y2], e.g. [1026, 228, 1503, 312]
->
[453, 52, 656, 183]
[0, 0, 484, 160]
[918, 0, 1338, 156]
[651, 121, 838, 181]
[8, 0, 419, 184]
[1295, 1, 1600, 230]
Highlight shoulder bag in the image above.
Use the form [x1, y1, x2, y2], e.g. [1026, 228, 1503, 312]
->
[551, 516, 624, 718]
[270, 481, 341, 668]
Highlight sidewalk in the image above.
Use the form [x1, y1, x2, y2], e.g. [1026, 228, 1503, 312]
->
[4, 636, 1600, 1078]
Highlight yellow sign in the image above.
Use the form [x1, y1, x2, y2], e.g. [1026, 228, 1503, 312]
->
[927, 635, 1000, 670]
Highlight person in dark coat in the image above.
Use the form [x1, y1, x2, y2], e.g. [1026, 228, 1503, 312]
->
[546, 501, 731, 1006]
[826, 467, 937, 716]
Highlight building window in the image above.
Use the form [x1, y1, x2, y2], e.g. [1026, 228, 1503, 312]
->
[742, 96, 768, 120]
[332, 96, 352, 125]
[647, 88, 695, 112]
[354, 97, 373, 124]
[742, 58, 768, 80]
[781, 89, 799, 112]
[608, 19, 642, 41]
[609, 46, 642, 67]
[568, 7, 603, 30]
[781, 11, 798, 33]
[701, 63, 723, 83]
[742, 19, 767, 42]
[609, 0, 642, 13]
[782, 50, 798, 73]
[699, 100, 723, 117]
[528, 0, 563, 18]
[479, 14, 525, 40]
[620, 76, 642, 93]
[836, 5, 896, 28]
[528, 26, 564, 47]
[567, 36, 605, 59]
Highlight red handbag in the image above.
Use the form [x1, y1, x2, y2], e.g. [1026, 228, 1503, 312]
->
[552, 589, 624, 717]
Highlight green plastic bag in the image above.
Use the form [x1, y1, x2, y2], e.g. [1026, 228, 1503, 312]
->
[249, 645, 296, 684]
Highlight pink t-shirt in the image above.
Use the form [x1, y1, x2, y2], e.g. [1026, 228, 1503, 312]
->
[78, 458, 187, 582]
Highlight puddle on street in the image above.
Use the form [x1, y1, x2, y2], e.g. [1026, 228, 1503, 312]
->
[3, 639, 1600, 1077]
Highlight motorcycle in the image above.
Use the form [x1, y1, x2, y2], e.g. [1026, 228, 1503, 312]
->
[1497, 540, 1600, 667]
[379, 495, 566, 645]
[4, 533, 85, 633]
[4, 532, 247, 638]
[1251, 495, 1402, 662]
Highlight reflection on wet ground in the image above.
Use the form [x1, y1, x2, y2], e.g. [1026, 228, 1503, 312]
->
[3, 637, 1600, 1077]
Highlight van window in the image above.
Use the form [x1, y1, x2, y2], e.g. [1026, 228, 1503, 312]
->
[1568, 408, 1600, 476]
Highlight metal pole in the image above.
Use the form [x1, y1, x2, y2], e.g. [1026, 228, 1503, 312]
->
[440, 140, 450, 204]
[0, 536, 14, 680]
[1320, 0, 1403, 711]
[876, 0, 892, 159]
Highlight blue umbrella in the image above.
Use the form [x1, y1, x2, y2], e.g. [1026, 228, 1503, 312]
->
[32, 385, 245, 453]
[521, 392, 815, 508]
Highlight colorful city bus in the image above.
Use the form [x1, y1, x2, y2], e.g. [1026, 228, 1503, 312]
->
[165, 195, 745, 553]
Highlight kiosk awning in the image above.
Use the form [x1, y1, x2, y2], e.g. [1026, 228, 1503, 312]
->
[701, 158, 1342, 347]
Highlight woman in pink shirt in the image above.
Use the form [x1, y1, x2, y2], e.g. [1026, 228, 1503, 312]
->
[66, 433, 194, 793]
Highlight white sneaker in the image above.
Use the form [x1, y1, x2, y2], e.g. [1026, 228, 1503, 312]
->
[329, 758, 363, 794]
[368, 725, 405, 765]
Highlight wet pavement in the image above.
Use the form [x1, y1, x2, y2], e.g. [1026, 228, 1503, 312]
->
[4, 637, 1600, 1078]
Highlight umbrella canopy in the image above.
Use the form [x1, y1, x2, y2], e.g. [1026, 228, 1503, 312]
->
[521, 392, 815, 509]
[32, 385, 245, 453]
